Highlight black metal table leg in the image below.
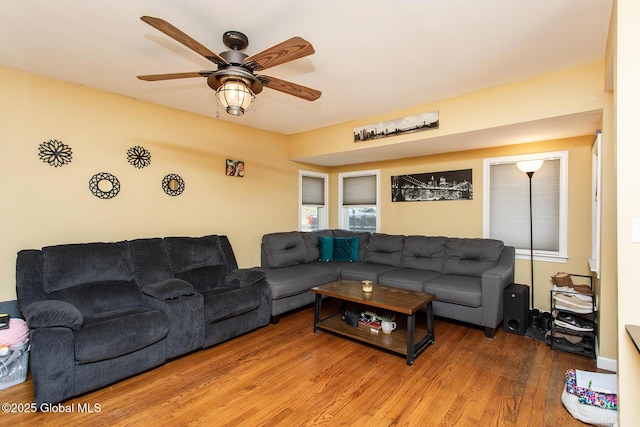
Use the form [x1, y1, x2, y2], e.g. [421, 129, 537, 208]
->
[407, 313, 416, 365]
[314, 293, 322, 333]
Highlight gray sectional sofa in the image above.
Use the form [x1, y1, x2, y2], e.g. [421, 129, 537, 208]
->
[256, 230, 515, 338]
[16, 234, 271, 406]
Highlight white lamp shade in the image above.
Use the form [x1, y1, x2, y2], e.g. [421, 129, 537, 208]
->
[516, 159, 544, 173]
[215, 80, 255, 116]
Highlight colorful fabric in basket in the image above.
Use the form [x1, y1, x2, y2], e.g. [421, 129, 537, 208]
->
[565, 369, 617, 410]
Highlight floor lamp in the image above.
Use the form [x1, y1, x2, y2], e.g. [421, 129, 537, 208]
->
[517, 159, 544, 313]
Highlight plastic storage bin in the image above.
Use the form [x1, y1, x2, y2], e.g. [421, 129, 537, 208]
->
[0, 341, 29, 390]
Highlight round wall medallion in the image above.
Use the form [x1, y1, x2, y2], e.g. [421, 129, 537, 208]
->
[89, 172, 121, 199]
[38, 139, 73, 167]
[127, 145, 151, 169]
[162, 173, 185, 196]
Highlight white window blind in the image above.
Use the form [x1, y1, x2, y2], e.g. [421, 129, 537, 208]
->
[301, 175, 325, 205]
[489, 159, 560, 252]
[343, 175, 377, 205]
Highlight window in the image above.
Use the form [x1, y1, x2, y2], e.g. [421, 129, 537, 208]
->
[299, 171, 328, 231]
[339, 170, 380, 232]
[483, 151, 568, 262]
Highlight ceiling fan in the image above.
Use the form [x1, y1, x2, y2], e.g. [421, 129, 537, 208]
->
[137, 16, 321, 116]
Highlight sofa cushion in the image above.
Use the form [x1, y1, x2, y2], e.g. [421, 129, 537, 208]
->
[402, 236, 447, 271]
[164, 235, 227, 274]
[442, 238, 504, 277]
[201, 286, 263, 323]
[262, 232, 308, 268]
[41, 241, 134, 293]
[301, 230, 333, 263]
[47, 280, 144, 318]
[257, 264, 339, 299]
[364, 233, 405, 267]
[175, 265, 227, 293]
[339, 263, 399, 282]
[74, 307, 169, 364]
[423, 275, 482, 307]
[377, 268, 442, 292]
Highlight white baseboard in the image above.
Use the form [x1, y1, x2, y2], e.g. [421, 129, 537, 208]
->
[597, 356, 617, 372]
[595, 336, 617, 372]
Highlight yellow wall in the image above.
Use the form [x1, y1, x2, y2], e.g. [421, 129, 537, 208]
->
[292, 60, 616, 364]
[289, 62, 607, 162]
[325, 136, 594, 314]
[2, 47, 622, 409]
[0, 66, 301, 302]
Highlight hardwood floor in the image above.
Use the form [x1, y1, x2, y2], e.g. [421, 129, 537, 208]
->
[0, 303, 601, 426]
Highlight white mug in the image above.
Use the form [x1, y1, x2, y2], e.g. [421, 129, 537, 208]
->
[381, 320, 397, 334]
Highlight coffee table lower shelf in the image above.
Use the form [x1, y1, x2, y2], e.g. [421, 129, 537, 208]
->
[315, 312, 434, 365]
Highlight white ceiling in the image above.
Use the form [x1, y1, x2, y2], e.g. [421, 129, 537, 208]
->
[0, 1, 612, 165]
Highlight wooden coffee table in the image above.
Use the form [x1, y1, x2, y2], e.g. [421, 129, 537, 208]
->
[312, 280, 435, 365]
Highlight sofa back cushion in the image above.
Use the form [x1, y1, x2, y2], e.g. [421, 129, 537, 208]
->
[301, 230, 333, 263]
[402, 236, 447, 271]
[364, 233, 405, 267]
[130, 238, 173, 286]
[262, 232, 308, 268]
[164, 235, 231, 292]
[174, 265, 228, 293]
[442, 238, 504, 277]
[41, 241, 134, 293]
[164, 235, 227, 273]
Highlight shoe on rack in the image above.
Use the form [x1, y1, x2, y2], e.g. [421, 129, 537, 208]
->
[554, 311, 594, 332]
[553, 293, 595, 312]
[550, 334, 594, 354]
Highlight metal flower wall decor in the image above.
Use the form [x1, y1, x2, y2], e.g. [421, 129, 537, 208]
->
[162, 173, 185, 196]
[127, 145, 151, 169]
[89, 172, 121, 199]
[38, 139, 73, 167]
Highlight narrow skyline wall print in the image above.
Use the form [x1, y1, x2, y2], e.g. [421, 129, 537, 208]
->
[391, 169, 472, 202]
[354, 111, 439, 142]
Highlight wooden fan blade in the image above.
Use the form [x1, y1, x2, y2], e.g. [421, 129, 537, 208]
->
[140, 16, 228, 66]
[260, 75, 321, 101]
[137, 71, 212, 81]
[244, 36, 315, 72]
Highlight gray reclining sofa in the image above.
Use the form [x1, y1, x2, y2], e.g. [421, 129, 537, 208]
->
[16, 234, 271, 406]
[257, 230, 515, 338]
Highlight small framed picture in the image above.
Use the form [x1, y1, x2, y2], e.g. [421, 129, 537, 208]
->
[225, 159, 245, 177]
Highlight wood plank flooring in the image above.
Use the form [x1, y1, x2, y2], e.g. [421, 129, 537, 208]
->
[0, 303, 602, 426]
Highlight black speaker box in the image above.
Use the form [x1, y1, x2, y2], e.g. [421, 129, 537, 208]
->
[503, 283, 529, 335]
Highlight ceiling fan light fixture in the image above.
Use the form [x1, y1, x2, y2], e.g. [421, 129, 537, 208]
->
[215, 79, 255, 116]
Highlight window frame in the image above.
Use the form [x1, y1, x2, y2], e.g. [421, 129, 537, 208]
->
[338, 169, 380, 233]
[482, 151, 569, 263]
[589, 131, 602, 278]
[299, 170, 329, 231]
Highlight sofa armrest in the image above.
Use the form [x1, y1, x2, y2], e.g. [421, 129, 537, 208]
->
[23, 300, 84, 330]
[224, 269, 267, 288]
[480, 246, 515, 328]
[142, 278, 195, 300]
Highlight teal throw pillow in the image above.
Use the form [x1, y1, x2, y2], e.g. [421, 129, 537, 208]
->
[318, 236, 334, 262]
[332, 237, 359, 262]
